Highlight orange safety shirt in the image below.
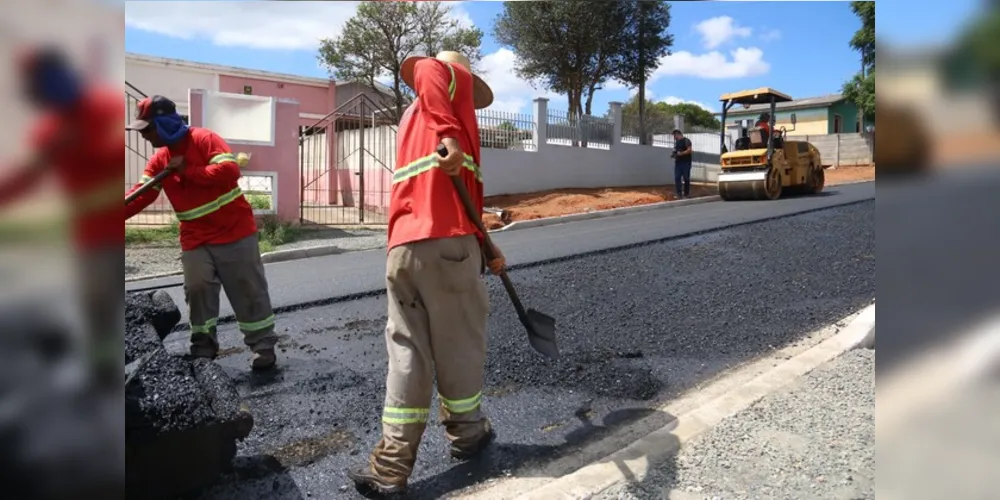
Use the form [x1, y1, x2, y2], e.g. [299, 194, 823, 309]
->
[387, 58, 484, 251]
[124, 127, 257, 252]
[0, 86, 124, 249]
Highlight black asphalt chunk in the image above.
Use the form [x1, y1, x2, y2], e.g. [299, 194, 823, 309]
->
[126, 348, 216, 436]
[191, 201, 875, 499]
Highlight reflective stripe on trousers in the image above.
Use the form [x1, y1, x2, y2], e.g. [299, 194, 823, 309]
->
[439, 391, 482, 414]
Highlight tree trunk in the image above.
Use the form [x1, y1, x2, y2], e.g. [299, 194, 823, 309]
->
[393, 74, 404, 124]
[638, 2, 648, 146]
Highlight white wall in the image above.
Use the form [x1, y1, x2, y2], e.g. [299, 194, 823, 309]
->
[125, 59, 218, 115]
[480, 144, 720, 196]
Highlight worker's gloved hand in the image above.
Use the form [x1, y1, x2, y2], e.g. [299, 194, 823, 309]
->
[438, 137, 465, 176]
[165, 155, 186, 173]
[487, 242, 506, 275]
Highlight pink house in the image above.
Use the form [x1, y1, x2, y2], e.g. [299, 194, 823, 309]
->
[126, 53, 399, 225]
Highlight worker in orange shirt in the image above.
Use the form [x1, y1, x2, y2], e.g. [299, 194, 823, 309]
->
[346, 51, 504, 497]
[0, 46, 124, 392]
[124, 95, 279, 371]
[756, 112, 772, 140]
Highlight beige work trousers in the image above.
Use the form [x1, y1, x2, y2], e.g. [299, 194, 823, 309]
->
[180, 233, 278, 351]
[369, 234, 492, 482]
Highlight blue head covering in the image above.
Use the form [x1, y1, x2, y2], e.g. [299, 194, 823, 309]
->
[151, 113, 190, 146]
[29, 50, 83, 109]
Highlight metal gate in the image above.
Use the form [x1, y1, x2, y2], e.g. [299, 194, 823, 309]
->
[299, 94, 398, 226]
[125, 81, 176, 225]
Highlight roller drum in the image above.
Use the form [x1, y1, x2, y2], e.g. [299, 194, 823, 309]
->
[717, 170, 776, 201]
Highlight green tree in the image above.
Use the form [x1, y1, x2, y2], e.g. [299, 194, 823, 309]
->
[613, 1, 674, 144]
[666, 102, 721, 130]
[950, 6, 1000, 117]
[317, 1, 483, 122]
[841, 1, 875, 121]
[618, 97, 721, 139]
[493, 1, 626, 118]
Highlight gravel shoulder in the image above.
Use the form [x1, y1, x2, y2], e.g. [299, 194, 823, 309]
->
[597, 348, 875, 500]
[125, 228, 387, 278]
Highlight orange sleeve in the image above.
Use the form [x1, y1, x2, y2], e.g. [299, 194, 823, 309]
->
[0, 118, 60, 207]
[413, 58, 462, 140]
[183, 131, 241, 186]
[125, 153, 165, 220]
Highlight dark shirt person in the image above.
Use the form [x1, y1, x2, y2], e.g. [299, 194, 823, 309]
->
[671, 129, 693, 199]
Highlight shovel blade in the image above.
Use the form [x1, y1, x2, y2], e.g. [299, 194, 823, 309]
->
[523, 308, 559, 360]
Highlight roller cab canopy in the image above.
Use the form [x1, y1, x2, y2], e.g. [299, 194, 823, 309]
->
[719, 87, 793, 106]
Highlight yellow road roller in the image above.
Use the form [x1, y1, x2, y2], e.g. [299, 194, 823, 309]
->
[716, 88, 826, 201]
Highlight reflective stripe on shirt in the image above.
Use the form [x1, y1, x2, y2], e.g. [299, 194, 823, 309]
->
[392, 62, 478, 186]
[168, 153, 242, 221]
[392, 153, 480, 185]
[174, 187, 244, 221]
[73, 179, 126, 213]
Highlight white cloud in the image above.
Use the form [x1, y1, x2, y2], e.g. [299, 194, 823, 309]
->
[695, 16, 752, 50]
[125, 1, 474, 51]
[652, 47, 770, 80]
[659, 96, 716, 113]
[478, 48, 561, 113]
[627, 86, 655, 101]
[760, 28, 782, 42]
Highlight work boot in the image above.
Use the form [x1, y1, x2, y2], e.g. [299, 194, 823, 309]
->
[450, 421, 496, 460]
[189, 335, 219, 360]
[251, 348, 276, 371]
[346, 465, 407, 498]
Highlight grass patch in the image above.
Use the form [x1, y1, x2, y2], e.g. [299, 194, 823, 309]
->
[125, 215, 299, 255]
[125, 221, 180, 245]
[247, 193, 272, 210]
[257, 215, 299, 254]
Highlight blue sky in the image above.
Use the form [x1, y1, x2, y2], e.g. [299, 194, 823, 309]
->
[126, 0, 982, 116]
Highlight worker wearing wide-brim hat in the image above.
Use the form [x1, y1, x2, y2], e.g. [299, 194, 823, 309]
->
[346, 50, 505, 496]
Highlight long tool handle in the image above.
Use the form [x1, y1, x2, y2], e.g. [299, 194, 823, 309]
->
[125, 169, 172, 206]
[438, 145, 532, 323]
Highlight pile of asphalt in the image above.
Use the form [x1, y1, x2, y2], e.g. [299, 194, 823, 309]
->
[125, 291, 180, 364]
[126, 348, 216, 436]
[125, 290, 243, 437]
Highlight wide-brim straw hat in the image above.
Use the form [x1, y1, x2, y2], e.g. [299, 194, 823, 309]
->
[401, 51, 494, 110]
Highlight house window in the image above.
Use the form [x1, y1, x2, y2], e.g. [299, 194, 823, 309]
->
[833, 114, 842, 134]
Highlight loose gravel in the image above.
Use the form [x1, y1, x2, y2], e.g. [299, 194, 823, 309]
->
[185, 201, 873, 499]
[125, 228, 387, 278]
[597, 348, 876, 500]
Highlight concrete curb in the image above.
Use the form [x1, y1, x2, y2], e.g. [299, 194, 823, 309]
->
[259, 244, 344, 264]
[492, 303, 875, 500]
[125, 195, 723, 283]
[125, 270, 183, 283]
[493, 196, 721, 232]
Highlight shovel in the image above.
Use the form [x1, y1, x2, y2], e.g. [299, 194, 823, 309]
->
[126, 169, 172, 206]
[437, 145, 559, 360]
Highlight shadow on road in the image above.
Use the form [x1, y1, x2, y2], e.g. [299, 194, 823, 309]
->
[404, 407, 669, 499]
[196, 455, 306, 500]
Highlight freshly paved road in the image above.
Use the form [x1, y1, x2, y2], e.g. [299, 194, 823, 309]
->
[127, 181, 875, 328]
[154, 199, 875, 500]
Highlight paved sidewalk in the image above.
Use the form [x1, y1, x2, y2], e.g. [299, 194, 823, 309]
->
[597, 348, 875, 500]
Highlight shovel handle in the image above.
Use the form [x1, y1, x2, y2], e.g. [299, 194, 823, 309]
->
[438, 145, 531, 322]
[126, 169, 172, 206]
